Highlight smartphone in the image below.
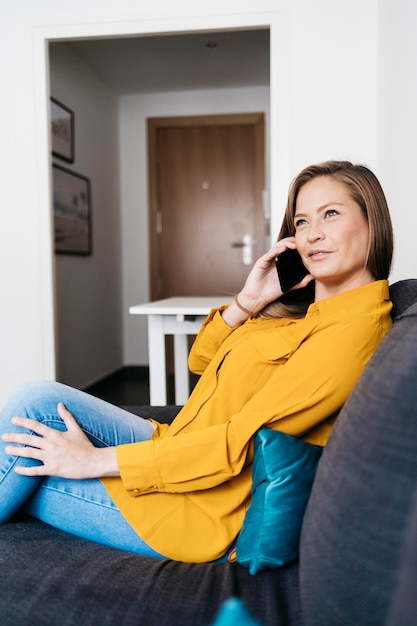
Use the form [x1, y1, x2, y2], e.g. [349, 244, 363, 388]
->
[275, 248, 308, 293]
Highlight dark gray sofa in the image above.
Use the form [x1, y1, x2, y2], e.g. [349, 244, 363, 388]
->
[1, 279, 417, 626]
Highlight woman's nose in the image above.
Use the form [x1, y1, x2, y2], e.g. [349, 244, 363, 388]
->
[306, 223, 325, 242]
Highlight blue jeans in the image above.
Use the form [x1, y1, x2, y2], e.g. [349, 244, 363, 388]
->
[0, 380, 165, 558]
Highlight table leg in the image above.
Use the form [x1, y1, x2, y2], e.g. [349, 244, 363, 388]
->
[173, 334, 190, 405]
[147, 315, 167, 405]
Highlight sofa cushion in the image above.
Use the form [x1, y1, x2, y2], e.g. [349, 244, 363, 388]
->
[236, 428, 322, 574]
[0, 514, 303, 626]
[385, 478, 417, 625]
[299, 297, 417, 626]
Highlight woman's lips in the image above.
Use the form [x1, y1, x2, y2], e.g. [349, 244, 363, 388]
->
[308, 250, 331, 260]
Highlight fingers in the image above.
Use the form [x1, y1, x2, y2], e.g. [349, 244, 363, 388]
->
[259, 238, 297, 267]
[4, 443, 43, 461]
[3, 431, 47, 475]
[3, 424, 47, 455]
[7, 416, 51, 437]
[2, 402, 80, 448]
[271, 237, 297, 257]
[297, 274, 314, 289]
[57, 402, 81, 431]
[13, 464, 46, 477]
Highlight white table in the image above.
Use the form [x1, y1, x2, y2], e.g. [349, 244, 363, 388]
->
[129, 296, 233, 405]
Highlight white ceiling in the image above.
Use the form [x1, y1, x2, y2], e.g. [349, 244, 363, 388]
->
[59, 28, 270, 95]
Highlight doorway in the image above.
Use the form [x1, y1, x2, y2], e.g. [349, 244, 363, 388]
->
[148, 113, 266, 300]
[47, 27, 271, 390]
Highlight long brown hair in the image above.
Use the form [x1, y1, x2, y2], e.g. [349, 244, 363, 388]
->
[260, 160, 394, 319]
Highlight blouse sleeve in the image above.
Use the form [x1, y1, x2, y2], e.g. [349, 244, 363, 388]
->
[187, 306, 235, 375]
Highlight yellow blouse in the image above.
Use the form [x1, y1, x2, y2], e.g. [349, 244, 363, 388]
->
[102, 280, 392, 562]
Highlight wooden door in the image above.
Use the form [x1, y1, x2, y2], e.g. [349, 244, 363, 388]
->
[148, 113, 266, 299]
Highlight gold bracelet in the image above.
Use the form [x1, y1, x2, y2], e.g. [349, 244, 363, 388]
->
[234, 294, 256, 317]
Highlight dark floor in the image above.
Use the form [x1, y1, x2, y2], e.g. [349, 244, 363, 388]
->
[84, 366, 151, 407]
[84, 366, 199, 408]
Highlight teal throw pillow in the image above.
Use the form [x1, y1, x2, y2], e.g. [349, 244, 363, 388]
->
[236, 427, 323, 574]
[211, 598, 263, 626]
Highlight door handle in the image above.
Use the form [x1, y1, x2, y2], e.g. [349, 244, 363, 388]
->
[231, 234, 253, 265]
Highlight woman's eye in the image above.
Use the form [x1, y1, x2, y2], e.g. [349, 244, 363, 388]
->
[325, 209, 339, 218]
[294, 218, 307, 228]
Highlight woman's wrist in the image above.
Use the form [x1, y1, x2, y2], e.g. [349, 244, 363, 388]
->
[234, 294, 257, 317]
[92, 446, 120, 478]
[221, 292, 263, 328]
[236, 291, 266, 315]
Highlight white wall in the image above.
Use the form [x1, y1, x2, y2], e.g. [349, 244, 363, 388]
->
[2, 0, 410, 407]
[49, 43, 123, 389]
[287, 0, 378, 174]
[378, 0, 417, 283]
[120, 86, 270, 365]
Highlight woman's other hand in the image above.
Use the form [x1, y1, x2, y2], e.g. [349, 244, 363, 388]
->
[2, 403, 120, 479]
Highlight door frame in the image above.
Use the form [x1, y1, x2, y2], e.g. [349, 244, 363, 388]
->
[147, 112, 265, 300]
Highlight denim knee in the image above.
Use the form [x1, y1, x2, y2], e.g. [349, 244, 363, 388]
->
[6, 380, 55, 405]
[1, 380, 67, 426]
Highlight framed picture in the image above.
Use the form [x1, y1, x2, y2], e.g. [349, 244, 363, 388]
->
[50, 97, 74, 163]
[53, 164, 92, 255]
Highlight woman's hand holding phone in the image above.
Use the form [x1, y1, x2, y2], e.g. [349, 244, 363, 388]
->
[222, 238, 312, 327]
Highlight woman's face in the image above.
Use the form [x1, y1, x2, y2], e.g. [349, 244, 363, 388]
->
[294, 176, 373, 299]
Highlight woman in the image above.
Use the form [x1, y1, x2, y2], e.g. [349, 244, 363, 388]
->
[0, 161, 394, 563]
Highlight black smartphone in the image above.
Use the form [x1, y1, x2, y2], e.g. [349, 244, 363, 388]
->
[275, 249, 308, 293]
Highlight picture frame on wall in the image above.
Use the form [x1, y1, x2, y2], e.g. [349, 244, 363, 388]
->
[50, 97, 74, 163]
[53, 164, 92, 255]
